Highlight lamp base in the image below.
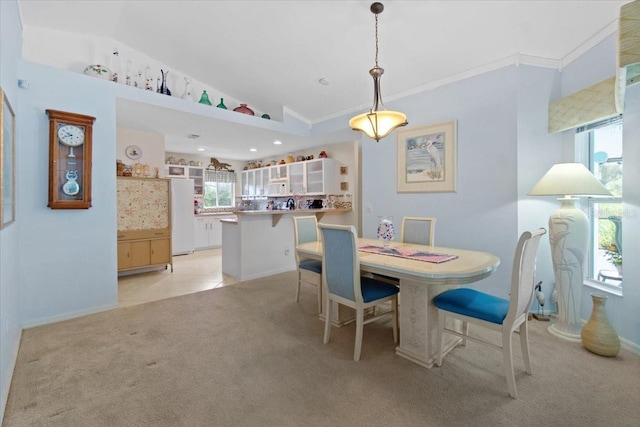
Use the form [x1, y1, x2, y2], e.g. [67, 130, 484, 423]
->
[548, 323, 581, 342]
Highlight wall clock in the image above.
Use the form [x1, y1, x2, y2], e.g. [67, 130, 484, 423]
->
[126, 145, 142, 160]
[46, 109, 96, 209]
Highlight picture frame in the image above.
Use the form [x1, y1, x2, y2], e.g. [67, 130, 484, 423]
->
[0, 87, 16, 228]
[397, 119, 457, 193]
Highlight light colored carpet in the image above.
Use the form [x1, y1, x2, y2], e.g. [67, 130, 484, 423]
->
[3, 272, 639, 426]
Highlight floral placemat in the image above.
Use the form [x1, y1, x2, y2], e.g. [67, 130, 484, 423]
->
[359, 244, 458, 264]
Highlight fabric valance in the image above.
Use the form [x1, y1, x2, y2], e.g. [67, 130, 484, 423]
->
[549, 0, 639, 134]
[548, 77, 619, 134]
[205, 169, 236, 183]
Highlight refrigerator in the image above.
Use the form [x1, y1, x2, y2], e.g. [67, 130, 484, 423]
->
[170, 178, 195, 255]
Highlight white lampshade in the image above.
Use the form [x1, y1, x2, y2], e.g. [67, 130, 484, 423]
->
[528, 163, 613, 197]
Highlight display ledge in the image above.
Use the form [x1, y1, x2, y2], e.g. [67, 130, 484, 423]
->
[234, 208, 351, 227]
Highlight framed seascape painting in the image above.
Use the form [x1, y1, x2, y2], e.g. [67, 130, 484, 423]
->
[1, 87, 16, 228]
[397, 120, 457, 193]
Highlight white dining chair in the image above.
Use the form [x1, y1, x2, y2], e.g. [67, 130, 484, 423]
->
[292, 215, 322, 313]
[318, 223, 399, 361]
[433, 227, 546, 399]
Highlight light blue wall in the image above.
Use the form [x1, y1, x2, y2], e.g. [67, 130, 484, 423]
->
[0, 0, 23, 422]
[17, 61, 119, 327]
[361, 66, 520, 297]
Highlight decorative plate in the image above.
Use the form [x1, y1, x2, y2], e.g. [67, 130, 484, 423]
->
[126, 145, 142, 160]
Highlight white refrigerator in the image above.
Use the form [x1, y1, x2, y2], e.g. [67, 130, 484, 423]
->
[170, 178, 195, 255]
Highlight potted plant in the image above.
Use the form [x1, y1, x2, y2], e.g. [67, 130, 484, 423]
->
[602, 243, 622, 275]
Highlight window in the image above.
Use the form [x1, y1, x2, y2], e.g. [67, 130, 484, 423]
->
[203, 170, 235, 208]
[582, 119, 623, 287]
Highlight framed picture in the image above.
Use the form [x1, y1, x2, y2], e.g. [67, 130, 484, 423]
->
[0, 87, 15, 228]
[397, 120, 457, 193]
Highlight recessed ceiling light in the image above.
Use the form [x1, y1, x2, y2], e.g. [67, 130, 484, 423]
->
[196, 148, 205, 151]
[249, 148, 257, 152]
[318, 77, 329, 86]
[273, 140, 282, 145]
[187, 133, 200, 139]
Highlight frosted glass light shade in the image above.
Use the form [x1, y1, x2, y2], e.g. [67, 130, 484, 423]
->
[528, 163, 612, 197]
[349, 110, 408, 142]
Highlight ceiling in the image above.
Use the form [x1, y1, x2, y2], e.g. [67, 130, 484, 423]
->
[18, 0, 629, 161]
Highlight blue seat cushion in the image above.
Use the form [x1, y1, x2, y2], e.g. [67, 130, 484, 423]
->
[433, 288, 508, 325]
[299, 259, 322, 274]
[360, 277, 400, 303]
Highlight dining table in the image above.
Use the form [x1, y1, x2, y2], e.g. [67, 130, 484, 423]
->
[296, 237, 500, 368]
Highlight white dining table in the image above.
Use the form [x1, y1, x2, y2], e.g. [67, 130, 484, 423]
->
[296, 237, 500, 368]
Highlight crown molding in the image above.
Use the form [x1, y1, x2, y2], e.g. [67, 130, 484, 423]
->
[560, 19, 619, 70]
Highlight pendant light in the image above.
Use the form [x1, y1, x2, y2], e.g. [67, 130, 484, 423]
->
[349, 2, 408, 142]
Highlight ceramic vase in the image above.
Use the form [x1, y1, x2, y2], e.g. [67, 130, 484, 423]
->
[581, 294, 620, 357]
[233, 103, 254, 116]
[84, 64, 111, 80]
[377, 217, 395, 247]
[217, 98, 227, 109]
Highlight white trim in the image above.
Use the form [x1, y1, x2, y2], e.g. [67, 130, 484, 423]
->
[282, 106, 312, 126]
[584, 279, 623, 297]
[21, 303, 119, 329]
[560, 19, 619, 71]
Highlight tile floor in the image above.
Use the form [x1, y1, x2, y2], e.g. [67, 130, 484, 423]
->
[118, 248, 239, 308]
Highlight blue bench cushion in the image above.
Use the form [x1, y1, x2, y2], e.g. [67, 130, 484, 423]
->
[360, 277, 400, 303]
[433, 288, 509, 325]
[299, 259, 322, 274]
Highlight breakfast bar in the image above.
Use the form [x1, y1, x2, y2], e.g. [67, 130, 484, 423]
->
[221, 208, 351, 281]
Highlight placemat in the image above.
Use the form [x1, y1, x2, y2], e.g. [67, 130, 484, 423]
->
[359, 244, 458, 264]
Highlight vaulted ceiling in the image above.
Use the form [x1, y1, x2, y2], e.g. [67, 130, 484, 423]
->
[18, 1, 629, 160]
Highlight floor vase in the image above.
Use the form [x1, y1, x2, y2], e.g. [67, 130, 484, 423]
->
[581, 294, 620, 357]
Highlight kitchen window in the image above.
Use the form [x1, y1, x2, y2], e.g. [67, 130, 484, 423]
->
[204, 170, 236, 208]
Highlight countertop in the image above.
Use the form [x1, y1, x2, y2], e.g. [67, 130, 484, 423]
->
[194, 212, 237, 217]
[233, 208, 351, 227]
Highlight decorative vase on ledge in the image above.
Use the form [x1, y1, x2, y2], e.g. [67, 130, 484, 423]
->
[217, 98, 227, 109]
[233, 103, 254, 116]
[581, 294, 620, 357]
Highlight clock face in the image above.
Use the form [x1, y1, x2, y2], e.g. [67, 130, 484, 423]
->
[57, 124, 85, 147]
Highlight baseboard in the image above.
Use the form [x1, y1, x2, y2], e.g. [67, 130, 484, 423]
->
[1, 328, 22, 426]
[21, 302, 119, 329]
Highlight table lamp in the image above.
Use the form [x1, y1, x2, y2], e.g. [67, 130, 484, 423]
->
[528, 163, 612, 341]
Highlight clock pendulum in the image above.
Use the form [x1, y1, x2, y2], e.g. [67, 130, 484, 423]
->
[62, 170, 80, 196]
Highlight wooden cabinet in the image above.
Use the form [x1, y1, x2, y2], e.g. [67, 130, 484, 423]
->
[118, 237, 171, 270]
[117, 177, 172, 273]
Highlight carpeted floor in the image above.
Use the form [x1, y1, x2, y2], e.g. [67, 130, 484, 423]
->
[3, 272, 639, 426]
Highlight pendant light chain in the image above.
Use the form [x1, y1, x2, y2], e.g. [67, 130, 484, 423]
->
[374, 13, 379, 68]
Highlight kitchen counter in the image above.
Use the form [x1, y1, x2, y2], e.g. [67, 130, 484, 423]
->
[195, 212, 236, 217]
[234, 208, 351, 227]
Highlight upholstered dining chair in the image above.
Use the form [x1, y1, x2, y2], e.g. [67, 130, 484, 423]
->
[433, 227, 546, 399]
[373, 216, 437, 286]
[292, 215, 322, 313]
[318, 223, 399, 361]
[401, 216, 436, 246]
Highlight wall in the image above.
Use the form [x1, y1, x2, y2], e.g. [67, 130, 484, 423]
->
[0, 1, 22, 422]
[17, 61, 119, 327]
[116, 127, 165, 177]
[360, 66, 520, 298]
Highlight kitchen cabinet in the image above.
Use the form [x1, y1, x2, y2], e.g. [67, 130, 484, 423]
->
[269, 164, 288, 181]
[194, 214, 235, 249]
[241, 168, 269, 198]
[189, 167, 204, 195]
[289, 158, 339, 195]
[117, 177, 173, 273]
